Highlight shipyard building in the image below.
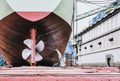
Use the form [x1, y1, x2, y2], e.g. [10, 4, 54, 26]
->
[76, 7, 120, 67]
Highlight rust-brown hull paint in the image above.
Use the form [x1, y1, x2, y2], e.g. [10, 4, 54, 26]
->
[0, 12, 71, 66]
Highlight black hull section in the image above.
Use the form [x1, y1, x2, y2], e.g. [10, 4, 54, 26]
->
[0, 12, 71, 66]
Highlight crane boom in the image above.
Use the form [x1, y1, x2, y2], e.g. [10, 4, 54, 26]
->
[76, 0, 120, 21]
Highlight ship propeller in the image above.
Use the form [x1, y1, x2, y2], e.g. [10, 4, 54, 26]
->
[22, 39, 44, 61]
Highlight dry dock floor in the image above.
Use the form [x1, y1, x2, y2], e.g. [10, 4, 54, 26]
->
[0, 66, 120, 81]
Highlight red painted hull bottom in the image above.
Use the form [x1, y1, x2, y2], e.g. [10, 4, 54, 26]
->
[17, 12, 51, 21]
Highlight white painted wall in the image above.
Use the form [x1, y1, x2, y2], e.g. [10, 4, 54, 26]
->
[82, 12, 120, 43]
[78, 11, 120, 66]
[81, 30, 120, 54]
[79, 48, 120, 64]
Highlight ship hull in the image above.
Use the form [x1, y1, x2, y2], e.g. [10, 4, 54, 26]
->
[0, 0, 73, 66]
[0, 12, 71, 66]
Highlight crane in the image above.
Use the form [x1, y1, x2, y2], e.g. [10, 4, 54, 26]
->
[76, 0, 120, 21]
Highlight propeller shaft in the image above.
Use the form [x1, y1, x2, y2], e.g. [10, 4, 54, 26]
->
[30, 28, 36, 66]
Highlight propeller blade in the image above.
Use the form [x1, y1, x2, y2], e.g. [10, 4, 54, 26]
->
[35, 52, 43, 61]
[55, 49, 62, 60]
[36, 40, 44, 52]
[22, 48, 31, 60]
[23, 39, 32, 49]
